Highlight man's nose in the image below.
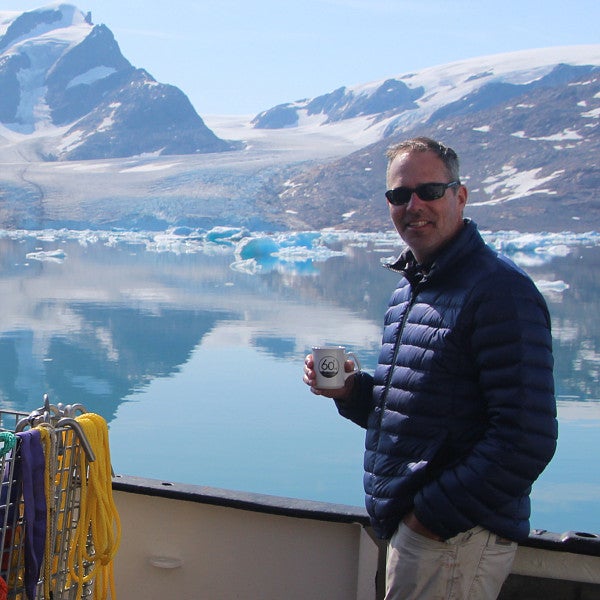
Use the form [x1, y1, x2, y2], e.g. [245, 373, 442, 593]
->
[405, 191, 423, 210]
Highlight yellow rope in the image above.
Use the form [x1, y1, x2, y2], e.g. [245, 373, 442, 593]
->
[68, 413, 121, 599]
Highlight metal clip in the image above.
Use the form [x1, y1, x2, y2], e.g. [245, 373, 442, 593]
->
[15, 394, 96, 462]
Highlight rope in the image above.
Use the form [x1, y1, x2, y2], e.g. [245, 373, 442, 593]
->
[36, 425, 54, 600]
[0, 432, 16, 458]
[68, 413, 121, 599]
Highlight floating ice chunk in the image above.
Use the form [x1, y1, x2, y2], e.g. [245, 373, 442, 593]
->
[535, 279, 569, 293]
[25, 249, 67, 263]
[230, 231, 346, 274]
[147, 232, 200, 254]
[279, 231, 321, 249]
[171, 226, 196, 236]
[230, 258, 261, 274]
[76, 231, 100, 246]
[236, 236, 280, 260]
[205, 226, 246, 244]
[542, 244, 571, 257]
[2, 228, 600, 273]
[483, 231, 600, 266]
[510, 252, 552, 267]
[36, 232, 59, 242]
[235, 232, 322, 260]
[274, 244, 344, 262]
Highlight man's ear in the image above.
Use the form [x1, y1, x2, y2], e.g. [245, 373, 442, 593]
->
[457, 184, 468, 208]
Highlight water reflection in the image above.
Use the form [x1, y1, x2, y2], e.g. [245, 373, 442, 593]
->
[0, 230, 598, 534]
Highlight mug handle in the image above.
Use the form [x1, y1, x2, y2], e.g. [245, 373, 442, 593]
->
[343, 352, 361, 380]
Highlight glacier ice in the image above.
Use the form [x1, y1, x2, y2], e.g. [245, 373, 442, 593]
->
[1, 227, 598, 282]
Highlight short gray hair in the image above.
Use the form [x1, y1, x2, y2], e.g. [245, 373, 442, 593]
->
[386, 137, 460, 184]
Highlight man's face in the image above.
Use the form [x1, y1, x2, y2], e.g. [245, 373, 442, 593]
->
[387, 150, 467, 264]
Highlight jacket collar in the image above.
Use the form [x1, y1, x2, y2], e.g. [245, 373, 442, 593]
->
[386, 219, 485, 283]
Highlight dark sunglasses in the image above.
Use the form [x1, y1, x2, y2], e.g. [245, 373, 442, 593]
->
[385, 181, 460, 206]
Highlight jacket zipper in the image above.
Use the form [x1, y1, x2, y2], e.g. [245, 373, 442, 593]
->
[367, 270, 428, 507]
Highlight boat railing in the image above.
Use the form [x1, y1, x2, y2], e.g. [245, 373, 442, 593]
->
[111, 474, 600, 600]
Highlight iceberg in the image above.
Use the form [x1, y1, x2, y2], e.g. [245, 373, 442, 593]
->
[230, 231, 345, 273]
[236, 236, 280, 260]
[535, 279, 570, 293]
[205, 226, 247, 244]
[481, 230, 600, 266]
[1, 227, 599, 275]
[25, 248, 67, 262]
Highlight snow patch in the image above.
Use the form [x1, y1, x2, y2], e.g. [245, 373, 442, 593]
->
[582, 107, 600, 118]
[474, 167, 563, 205]
[531, 128, 583, 141]
[67, 66, 117, 89]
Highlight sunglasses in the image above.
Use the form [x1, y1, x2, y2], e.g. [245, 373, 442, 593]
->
[385, 181, 460, 206]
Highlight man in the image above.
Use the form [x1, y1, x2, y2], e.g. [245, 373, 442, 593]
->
[303, 137, 557, 599]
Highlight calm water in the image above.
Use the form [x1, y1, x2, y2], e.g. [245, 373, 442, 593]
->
[0, 228, 598, 536]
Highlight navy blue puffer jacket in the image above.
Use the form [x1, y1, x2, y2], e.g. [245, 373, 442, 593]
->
[337, 220, 557, 541]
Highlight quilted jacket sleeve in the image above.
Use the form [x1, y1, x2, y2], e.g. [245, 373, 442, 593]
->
[334, 370, 375, 429]
[413, 270, 558, 540]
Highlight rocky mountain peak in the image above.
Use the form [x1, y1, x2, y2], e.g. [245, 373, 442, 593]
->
[0, 3, 237, 159]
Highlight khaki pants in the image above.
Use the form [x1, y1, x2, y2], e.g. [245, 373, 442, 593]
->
[385, 523, 517, 600]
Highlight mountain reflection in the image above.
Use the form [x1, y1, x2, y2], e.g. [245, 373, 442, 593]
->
[0, 233, 393, 417]
[543, 245, 600, 400]
[0, 303, 233, 417]
[0, 230, 598, 532]
[45, 307, 230, 417]
[0, 232, 598, 420]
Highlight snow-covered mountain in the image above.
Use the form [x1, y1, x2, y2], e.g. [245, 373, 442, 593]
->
[0, 3, 236, 161]
[1, 2, 599, 232]
[248, 46, 600, 232]
[253, 46, 600, 138]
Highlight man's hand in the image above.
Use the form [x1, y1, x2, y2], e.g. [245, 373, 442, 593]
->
[303, 354, 356, 401]
[403, 511, 443, 541]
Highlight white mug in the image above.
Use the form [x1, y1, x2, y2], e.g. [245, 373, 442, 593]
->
[312, 346, 361, 389]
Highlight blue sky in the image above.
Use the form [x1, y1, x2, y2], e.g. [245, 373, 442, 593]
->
[12, 1, 600, 115]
